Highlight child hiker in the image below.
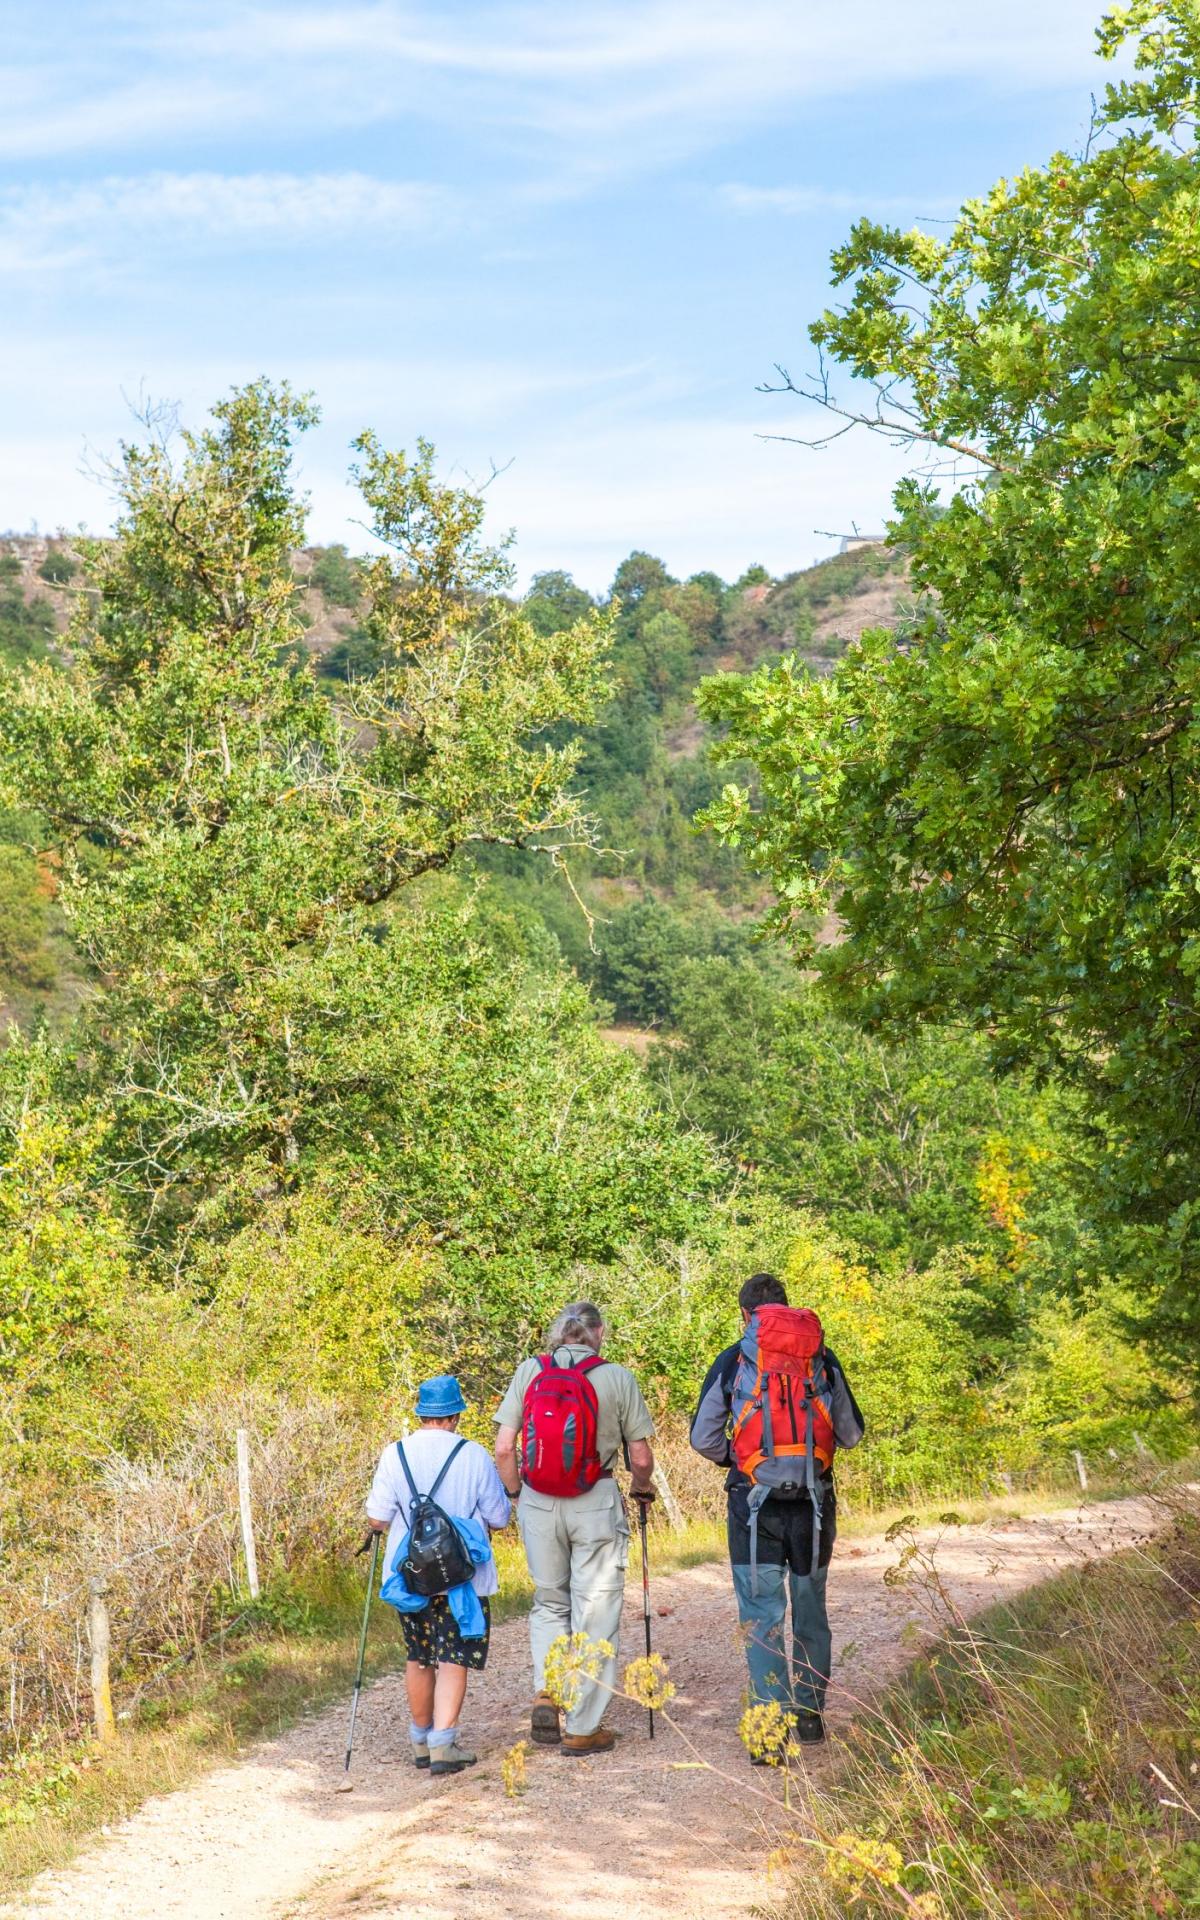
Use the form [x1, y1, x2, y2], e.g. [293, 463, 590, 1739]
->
[365, 1374, 511, 1777]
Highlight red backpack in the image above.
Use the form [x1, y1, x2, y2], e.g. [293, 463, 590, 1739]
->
[521, 1353, 606, 1497]
[730, 1305, 836, 1585]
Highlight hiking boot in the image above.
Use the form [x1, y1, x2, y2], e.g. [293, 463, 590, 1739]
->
[530, 1691, 561, 1746]
[561, 1726, 617, 1757]
[792, 1710, 825, 1745]
[428, 1738, 478, 1777]
[410, 1737, 431, 1770]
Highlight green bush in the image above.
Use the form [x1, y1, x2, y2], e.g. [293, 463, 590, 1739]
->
[0, 589, 55, 669]
[307, 544, 361, 609]
[36, 548, 77, 587]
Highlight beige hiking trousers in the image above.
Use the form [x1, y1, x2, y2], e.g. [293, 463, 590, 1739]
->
[517, 1477, 630, 1735]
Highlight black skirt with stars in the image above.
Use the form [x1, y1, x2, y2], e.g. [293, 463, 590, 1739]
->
[399, 1594, 491, 1670]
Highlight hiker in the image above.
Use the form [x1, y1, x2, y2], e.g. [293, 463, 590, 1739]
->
[365, 1373, 511, 1778]
[690, 1272, 864, 1748]
[493, 1301, 656, 1756]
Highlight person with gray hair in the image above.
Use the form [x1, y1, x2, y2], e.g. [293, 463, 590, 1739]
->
[494, 1302, 656, 1755]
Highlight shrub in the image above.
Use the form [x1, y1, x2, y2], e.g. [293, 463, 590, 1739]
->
[307, 544, 362, 609]
[36, 548, 77, 587]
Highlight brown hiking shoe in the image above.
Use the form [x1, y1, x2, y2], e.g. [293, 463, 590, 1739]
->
[530, 1692, 561, 1745]
[561, 1726, 617, 1757]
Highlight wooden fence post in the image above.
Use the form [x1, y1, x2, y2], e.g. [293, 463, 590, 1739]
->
[652, 1464, 685, 1532]
[236, 1428, 261, 1601]
[1073, 1450, 1089, 1492]
[87, 1578, 116, 1745]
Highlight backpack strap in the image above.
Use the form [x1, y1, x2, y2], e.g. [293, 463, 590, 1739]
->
[395, 1437, 468, 1511]
[747, 1482, 770, 1596]
[758, 1368, 775, 1462]
[395, 1441, 420, 1506]
[539, 1350, 606, 1376]
[803, 1384, 825, 1577]
[426, 1436, 468, 1505]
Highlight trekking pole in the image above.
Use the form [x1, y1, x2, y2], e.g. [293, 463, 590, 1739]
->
[637, 1497, 654, 1740]
[336, 1530, 381, 1792]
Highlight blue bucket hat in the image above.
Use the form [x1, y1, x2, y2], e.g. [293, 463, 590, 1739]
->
[416, 1374, 467, 1418]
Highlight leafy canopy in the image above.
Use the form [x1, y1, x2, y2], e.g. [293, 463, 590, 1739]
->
[0, 384, 611, 1229]
[698, 3, 1200, 1362]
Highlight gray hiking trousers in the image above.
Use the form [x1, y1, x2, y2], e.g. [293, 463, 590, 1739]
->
[517, 1477, 630, 1735]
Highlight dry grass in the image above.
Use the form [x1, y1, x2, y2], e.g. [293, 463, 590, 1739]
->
[775, 1480, 1200, 1919]
[0, 1389, 385, 1753]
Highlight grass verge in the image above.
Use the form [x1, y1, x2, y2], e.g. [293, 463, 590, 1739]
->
[781, 1482, 1200, 1919]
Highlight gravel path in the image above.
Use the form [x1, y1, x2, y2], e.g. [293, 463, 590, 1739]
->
[4, 1499, 1157, 1920]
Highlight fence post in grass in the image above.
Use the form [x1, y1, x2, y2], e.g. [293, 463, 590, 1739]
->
[1073, 1449, 1089, 1492]
[87, 1578, 116, 1746]
[652, 1464, 685, 1533]
[236, 1427, 261, 1601]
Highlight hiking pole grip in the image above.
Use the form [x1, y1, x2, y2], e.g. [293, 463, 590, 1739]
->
[638, 1499, 654, 1740]
[343, 1532, 381, 1777]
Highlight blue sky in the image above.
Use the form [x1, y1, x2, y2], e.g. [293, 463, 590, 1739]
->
[3, 1, 1117, 589]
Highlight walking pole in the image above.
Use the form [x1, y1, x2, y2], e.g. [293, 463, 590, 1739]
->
[637, 1498, 654, 1741]
[335, 1530, 381, 1793]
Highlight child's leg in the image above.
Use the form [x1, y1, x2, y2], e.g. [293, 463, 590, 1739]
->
[432, 1661, 468, 1731]
[405, 1659, 435, 1731]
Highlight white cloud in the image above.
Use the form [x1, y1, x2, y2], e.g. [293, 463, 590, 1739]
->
[6, 0, 1115, 173]
[488, 410, 919, 590]
[718, 183, 959, 219]
[0, 334, 923, 592]
[0, 172, 452, 274]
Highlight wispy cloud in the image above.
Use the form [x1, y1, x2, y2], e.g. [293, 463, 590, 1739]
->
[4, 0, 1111, 173]
[718, 184, 961, 219]
[0, 172, 452, 273]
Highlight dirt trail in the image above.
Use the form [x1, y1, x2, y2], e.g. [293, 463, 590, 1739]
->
[4, 1499, 1157, 1920]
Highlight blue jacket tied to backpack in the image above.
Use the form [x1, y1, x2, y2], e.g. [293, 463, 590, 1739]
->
[381, 1515, 493, 1637]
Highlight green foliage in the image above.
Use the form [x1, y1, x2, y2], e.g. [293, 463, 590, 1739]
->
[0, 1097, 128, 1386]
[314, 623, 386, 682]
[0, 846, 54, 992]
[591, 898, 694, 1024]
[306, 543, 361, 609]
[35, 548, 77, 587]
[0, 586, 55, 671]
[698, 6, 1200, 1368]
[523, 569, 594, 638]
[0, 384, 612, 1238]
[659, 960, 1028, 1258]
[1, 350, 1195, 1799]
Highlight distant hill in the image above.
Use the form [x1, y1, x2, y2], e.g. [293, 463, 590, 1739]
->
[0, 532, 912, 1029]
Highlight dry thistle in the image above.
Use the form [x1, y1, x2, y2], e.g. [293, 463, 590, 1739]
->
[542, 1631, 614, 1713]
[737, 1700, 798, 1767]
[623, 1653, 676, 1712]
[501, 1739, 530, 1799]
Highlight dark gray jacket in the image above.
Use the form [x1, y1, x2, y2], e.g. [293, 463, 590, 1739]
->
[689, 1335, 865, 1492]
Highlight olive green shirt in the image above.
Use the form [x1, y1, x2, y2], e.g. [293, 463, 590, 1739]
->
[494, 1344, 655, 1471]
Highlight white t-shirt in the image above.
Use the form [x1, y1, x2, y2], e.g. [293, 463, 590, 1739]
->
[366, 1429, 511, 1597]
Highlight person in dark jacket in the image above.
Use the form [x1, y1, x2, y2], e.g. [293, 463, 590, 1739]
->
[690, 1271, 864, 1746]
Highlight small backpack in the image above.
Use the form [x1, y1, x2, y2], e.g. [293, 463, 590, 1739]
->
[395, 1439, 474, 1597]
[521, 1353, 606, 1498]
[730, 1305, 837, 1587]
